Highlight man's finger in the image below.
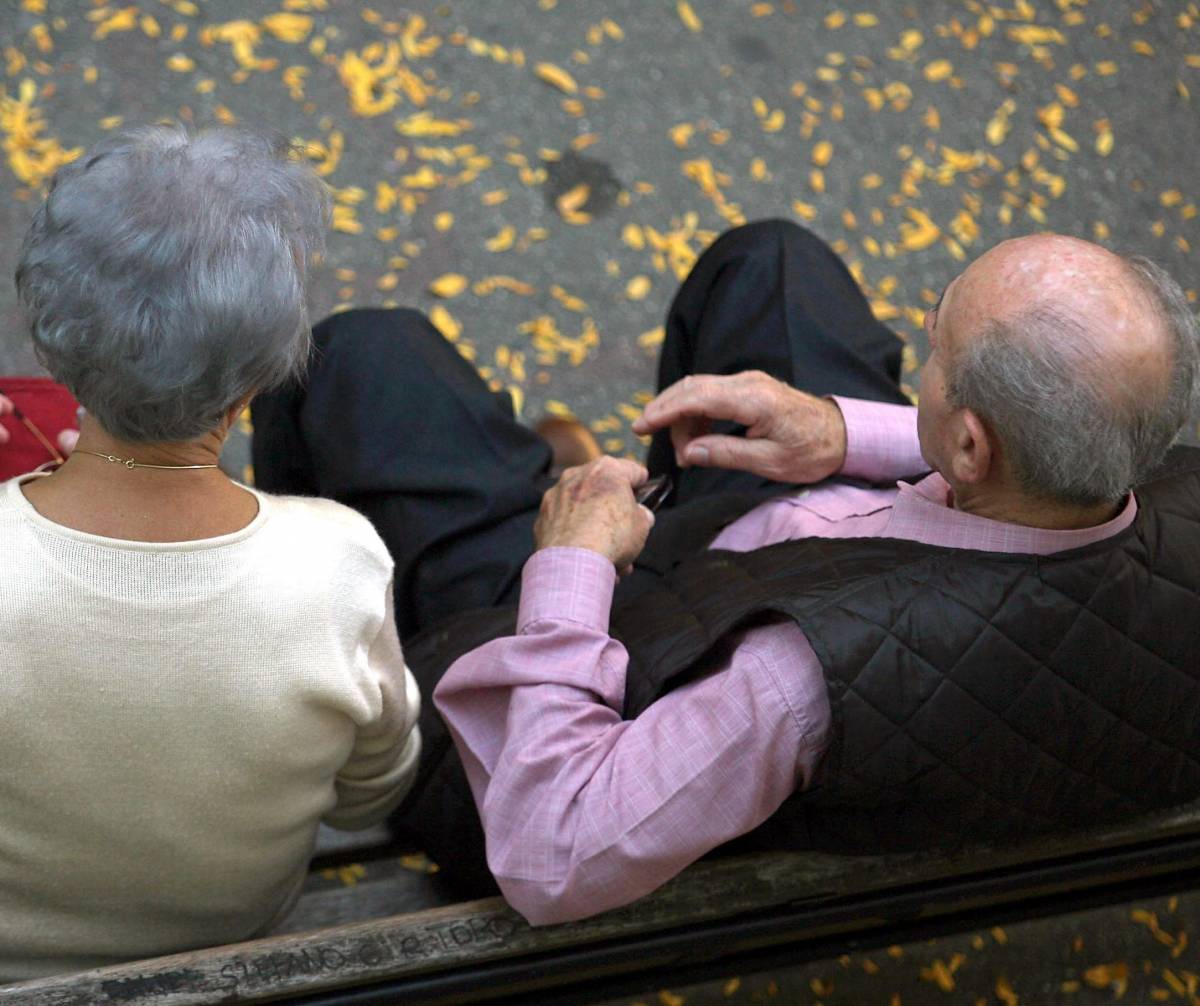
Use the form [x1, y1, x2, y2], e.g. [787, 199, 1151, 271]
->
[669, 415, 710, 465]
[680, 433, 779, 475]
[602, 456, 649, 488]
[634, 375, 766, 434]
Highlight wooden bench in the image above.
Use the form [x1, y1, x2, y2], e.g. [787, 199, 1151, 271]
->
[7, 803, 1200, 1005]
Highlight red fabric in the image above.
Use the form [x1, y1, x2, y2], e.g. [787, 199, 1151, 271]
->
[0, 377, 79, 480]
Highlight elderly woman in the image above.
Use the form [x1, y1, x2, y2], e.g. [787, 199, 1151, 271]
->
[0, 125, 420, 981]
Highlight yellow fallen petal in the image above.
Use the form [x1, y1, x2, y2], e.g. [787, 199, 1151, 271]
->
[638, 327, 665, 349]
[261, 12, 313, 42]
[434, 212, 454, 232]
[923, 59, 954, 81]
[556, 183, 590, 215]
[165, 53, 195, 72]
[430, 273, 469, 298]
[485, 225, 516, 252]
[626, 275, 652, 300]
[622, 223, 645, 249]
[812, 140, 833, 166]
[429, 305, 461, 342]
[534, 62, 578, 94]
[677, 0, 703, 32]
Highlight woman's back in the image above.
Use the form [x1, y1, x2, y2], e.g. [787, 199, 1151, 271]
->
[0, 476, 420, 980]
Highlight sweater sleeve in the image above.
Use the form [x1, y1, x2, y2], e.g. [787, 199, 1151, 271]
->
[323, 579, 422, 831]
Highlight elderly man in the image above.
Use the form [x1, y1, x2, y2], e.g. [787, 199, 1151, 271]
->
[254, 220, 1200, 923]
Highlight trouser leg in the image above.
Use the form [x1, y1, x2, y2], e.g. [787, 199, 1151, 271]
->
[647, 219, 912, 504]
[251, 307, 552, 641]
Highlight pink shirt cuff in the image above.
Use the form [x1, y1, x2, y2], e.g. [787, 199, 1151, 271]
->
[518, 547, 618, 634]
[831, 396, 927, 483]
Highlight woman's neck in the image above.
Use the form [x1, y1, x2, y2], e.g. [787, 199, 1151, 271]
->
[20, 417, 259, 542]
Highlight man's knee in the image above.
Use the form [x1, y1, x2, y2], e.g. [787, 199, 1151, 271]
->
[702, 218, 832, 270]
[312, 306, 435, 353]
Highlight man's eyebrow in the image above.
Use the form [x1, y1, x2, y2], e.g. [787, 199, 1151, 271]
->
[930, 282, 950, 328]
[932, 285, 947, 314]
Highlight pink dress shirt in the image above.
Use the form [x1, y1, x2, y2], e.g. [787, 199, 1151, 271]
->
[434, 398, 1138, 925]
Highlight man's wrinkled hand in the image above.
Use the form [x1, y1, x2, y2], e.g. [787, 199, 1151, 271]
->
[535, 456, 655, 571]
[631, 371, 848, 485]
[0, 395, 11, 446]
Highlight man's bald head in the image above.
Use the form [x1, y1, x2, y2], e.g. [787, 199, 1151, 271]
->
[954, 234, 1175, 408]
[922, 233, 1197, 507]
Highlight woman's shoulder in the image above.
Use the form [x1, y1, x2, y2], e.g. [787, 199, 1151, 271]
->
[254, 490, 391, 565]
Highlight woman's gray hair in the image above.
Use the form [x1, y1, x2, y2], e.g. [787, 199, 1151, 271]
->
[946, 255, 1199, 507]
[15, 124, 330, 443]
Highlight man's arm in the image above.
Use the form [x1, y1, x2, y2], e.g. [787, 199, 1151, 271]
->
[434, 547, 830, 924]
[632, 371, 926, 485]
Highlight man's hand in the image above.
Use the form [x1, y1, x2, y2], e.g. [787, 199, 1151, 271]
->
[631, 371, 848, 485]
[0, 395, 11, 446]
[0, 394, 79, 454]
[535, 457, 655, 571]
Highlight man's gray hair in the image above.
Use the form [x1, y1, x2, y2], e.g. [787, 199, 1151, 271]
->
[947, 255, 1199, 507]
[15, 124, 330, 442]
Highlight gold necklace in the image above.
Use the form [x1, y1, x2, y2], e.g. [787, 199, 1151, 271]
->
[74, 449, 219, 471]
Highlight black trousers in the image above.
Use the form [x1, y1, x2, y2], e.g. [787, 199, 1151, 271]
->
[252, 220, 911, 642]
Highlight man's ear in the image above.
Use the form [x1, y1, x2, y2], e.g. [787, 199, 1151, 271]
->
[946, 407, 994, 486]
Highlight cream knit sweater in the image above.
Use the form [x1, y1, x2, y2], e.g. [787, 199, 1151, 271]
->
[0, 475, 421, 982]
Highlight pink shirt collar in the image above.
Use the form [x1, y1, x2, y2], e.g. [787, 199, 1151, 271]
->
[885, 472, 1139, 555]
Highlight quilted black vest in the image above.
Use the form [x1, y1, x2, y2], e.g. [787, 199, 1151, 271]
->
[613, 445, 1200, 853]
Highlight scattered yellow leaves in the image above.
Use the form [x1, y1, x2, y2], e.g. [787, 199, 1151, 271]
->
[900, 208, 940, 251]
[91, 7, 138, 40]
[0, 78, 83, 187]
[682, 158, 744, 225]
[520, 315, 598, 366]
[339, 41, 424, 117]
[1083, 963, 1129, 997]
[201, 20, 278, 73]
[919, 954, 965, 993]
[294, 130, 343, 177]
